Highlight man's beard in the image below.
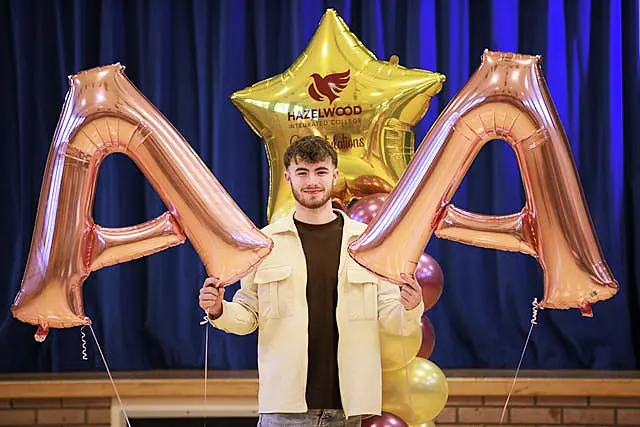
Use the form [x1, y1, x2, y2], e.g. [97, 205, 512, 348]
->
[291, 185, 333, 209]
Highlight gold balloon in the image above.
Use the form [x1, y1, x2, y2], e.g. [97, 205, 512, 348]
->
[382, 357, 448, 425]
[380, 325, 422, 372]
[231, 8, 445, 222]
[410, 422, 436, 427]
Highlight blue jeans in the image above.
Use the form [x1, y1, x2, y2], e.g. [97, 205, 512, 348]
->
[257, 409, 362, 426]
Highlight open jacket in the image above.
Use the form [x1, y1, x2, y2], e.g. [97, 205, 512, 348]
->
[210, 210, 424, 417]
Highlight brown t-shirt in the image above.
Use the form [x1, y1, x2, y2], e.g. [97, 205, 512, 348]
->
[294, 214, 344, 410]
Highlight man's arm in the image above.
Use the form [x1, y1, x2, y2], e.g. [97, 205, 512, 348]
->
[208, 270, 260, 335]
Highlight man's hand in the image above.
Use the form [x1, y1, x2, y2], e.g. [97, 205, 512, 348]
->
[399, 273, 422, 311]
[199, 277, 225, 320]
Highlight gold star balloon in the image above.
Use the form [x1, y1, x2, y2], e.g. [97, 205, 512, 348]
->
[231, 8, 446, 223]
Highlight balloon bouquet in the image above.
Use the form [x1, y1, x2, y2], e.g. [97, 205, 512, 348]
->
[230, 8, 447, 426]
[11, 7, 618, 427]
[229, 8, 618, 426]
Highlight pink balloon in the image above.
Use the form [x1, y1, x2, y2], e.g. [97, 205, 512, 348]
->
[415, 253, 444, 311]
[417, 315, 436, 359]
[362, 412, 409, 427]
[10, 64, 274, 338]
[347, 193, 389, 224]
[347, 50, 618, 316]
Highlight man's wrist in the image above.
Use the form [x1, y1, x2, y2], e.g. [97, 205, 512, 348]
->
[208, 307, 223, 321]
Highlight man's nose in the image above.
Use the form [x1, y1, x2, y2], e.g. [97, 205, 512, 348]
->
[307, 173, 321, 185]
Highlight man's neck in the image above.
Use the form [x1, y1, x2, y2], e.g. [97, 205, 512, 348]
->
[293, 202, 337, 225]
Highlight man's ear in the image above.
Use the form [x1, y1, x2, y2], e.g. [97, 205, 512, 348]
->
[284, 169, 291, 184]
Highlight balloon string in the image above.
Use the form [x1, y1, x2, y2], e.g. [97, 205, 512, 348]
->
[200, 314, 216, 426]
[399, 309, 414, 411]
[89, 325, 132, 427]
[80, 326, 88, 361]
[200, 315, 210, 427]
[499, 298, 542, 424]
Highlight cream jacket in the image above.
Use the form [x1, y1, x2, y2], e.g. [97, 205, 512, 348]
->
[210, 210, 424, 417]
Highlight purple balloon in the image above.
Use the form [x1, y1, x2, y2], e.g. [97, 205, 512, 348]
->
[417, 315, 436, 359]
[347, 193, 389, 224]
[415, 252, 444, 311]
[362, 412, 409, 427]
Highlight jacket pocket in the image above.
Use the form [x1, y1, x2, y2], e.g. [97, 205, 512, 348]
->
[254, 265, 293, 319]
[346, 267, 378, 320]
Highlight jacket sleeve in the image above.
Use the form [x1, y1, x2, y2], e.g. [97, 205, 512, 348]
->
[208, 270, 259, 335]
[377, 278, 424, 336]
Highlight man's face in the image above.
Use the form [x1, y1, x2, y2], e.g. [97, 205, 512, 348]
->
[285, 157, 338, 209]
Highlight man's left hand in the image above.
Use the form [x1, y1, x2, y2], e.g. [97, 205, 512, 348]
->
[399, 273, 422, 310]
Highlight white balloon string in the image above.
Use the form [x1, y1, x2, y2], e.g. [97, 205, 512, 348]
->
[89, 325, 132, 427]
[499, 298, 542, 424]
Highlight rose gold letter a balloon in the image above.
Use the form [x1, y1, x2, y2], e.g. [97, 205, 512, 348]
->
[349, 50, 618, 316]
[12, 64, 273, 337]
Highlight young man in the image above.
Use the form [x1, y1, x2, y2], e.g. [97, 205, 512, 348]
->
[199, 136, 423, 427]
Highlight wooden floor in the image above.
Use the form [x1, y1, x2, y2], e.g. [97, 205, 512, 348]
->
[1, 370, 639, 399]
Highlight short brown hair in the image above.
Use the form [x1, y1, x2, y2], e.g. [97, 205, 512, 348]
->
[284, 136, 338, 168]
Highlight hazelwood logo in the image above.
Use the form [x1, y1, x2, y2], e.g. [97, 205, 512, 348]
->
[308, 70, 350, 104]
[287, 69, 362, 122]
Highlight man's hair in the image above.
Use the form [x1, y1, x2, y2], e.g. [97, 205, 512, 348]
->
[284, 136, 338, 169]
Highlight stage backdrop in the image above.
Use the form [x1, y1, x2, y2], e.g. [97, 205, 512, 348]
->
[1, 0, 638, 372]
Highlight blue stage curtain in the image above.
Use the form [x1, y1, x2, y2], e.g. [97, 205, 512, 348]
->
[1, 0, 638, 372]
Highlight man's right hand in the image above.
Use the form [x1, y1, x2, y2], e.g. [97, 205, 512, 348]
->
[199, 277, 225, 320]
